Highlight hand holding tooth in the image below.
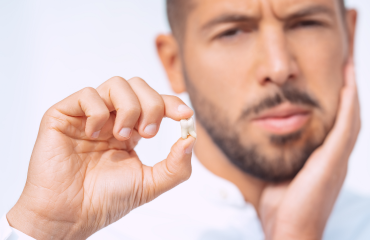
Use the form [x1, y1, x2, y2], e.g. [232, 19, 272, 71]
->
[180, 117, 197, 139]
[6, 77, 196, 240]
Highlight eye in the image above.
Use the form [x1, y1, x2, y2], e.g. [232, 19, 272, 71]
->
[218, 28, 243, 39]
[292, 20, 323, 29]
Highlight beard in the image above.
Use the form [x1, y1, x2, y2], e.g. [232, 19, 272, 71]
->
[186, 79, 326, 183]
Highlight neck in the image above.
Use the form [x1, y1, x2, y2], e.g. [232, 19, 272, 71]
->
[194, 121, 266, 212]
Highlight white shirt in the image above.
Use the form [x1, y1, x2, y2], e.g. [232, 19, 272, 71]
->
[0, 215, 35, 240]
[1, 156, 370, 240]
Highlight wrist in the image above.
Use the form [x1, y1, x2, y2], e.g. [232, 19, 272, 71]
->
[7, 201, 85, 240]
[271, 233, 321, 240]
[271, 226, 322, 240]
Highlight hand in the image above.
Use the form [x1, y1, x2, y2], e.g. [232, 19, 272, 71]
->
[7, 77, 196, 240]
[259, 59, 361, 240]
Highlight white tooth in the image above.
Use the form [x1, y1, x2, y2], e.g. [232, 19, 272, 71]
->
[187, 117, 197, 138]
[180, 119, 189, 139]
[189, 130, 197, 138]
[180, 117, 197, 139]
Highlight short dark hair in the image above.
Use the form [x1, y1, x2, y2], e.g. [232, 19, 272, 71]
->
[166, 0, 346, 38]
[166, 0, 193, 39]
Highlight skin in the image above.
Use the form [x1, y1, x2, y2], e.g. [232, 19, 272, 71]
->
[160, 0, 352, 180]
[7, 77, 196, 239]
[6, 0, 360, 239]
[156, 0, 359, 238]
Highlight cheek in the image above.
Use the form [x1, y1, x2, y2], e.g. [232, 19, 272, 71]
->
[184, 41, 255, 122]
[311, 76, 342, 133]
[289, 29, 345, 128]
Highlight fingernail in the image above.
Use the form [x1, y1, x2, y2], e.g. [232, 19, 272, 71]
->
[144, 123, 157, 136]
[178, 104, 191, 113]
[119, 128, 132, 138]
[185, 139, 195, 154]
[92, 130, 101, 139]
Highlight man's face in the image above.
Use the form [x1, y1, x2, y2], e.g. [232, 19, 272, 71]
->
[180, 0, 350, 181]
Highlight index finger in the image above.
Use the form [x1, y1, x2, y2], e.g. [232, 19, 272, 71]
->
[305, 58, 361, 171]
[322, 58, 360, 162]
[161, 95, 194, 121]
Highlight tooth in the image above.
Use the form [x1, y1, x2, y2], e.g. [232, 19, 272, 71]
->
[187, 117, 197, 138]
[180, 117, 197, 139]
[189, 130, 197, 138]
[180, 119, 189, 139]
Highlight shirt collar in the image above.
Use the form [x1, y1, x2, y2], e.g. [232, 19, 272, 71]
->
[191, 154, 250, 208]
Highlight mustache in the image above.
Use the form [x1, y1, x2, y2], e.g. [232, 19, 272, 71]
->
[240, 86, 321, 119]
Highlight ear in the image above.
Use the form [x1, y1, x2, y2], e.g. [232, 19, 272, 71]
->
[345, 9, 357, 58]
[156, 34, 187, 94]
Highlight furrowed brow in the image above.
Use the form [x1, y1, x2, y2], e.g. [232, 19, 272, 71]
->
[285, 5, 335, 20]
[201, 13, 257, 31]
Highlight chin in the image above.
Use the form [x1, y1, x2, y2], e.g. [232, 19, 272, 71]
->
[230, 125, 327, 182]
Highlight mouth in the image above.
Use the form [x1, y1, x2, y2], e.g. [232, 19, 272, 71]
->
[251, 102, 311, 135]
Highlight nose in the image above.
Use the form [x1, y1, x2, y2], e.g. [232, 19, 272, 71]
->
[255, 26, 298, 86]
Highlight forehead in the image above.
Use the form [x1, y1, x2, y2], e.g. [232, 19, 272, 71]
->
[188, 0, 341, 22]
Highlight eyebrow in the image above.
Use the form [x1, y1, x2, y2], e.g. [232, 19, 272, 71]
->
[201, 5, 334, 31]
[201, 13, 257, 31]
[284, 5, 335, 20]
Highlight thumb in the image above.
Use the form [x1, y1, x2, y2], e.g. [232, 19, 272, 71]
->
[146, 136, 196, 200]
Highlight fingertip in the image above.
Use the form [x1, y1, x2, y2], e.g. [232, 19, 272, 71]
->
[178, 136, 196, 155]
[177, 104, 194, 119]
[169, 136, 195, 161]
[162, 95, 194, 121]
[114, 127, 133, 141]
[91, 130, 101, 139]
[86, 126, 103, 139]
[143, 123, 158, 136]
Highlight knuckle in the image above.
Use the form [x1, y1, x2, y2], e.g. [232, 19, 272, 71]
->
[148, 102, 165, 115]
[42, 110, 69, 132]
[109, 76, 126, 84]
[170, 95, 182, 103]
[98, 77, 127, 92]
[125, 106, 141, 117]
[93, 109, 110, 121]
[81, 87, 97, 96]
[44, 105, 57, 117]
[128, 76, 146, 85]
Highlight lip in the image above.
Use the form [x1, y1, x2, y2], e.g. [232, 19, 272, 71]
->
[251, 102, 311, 135]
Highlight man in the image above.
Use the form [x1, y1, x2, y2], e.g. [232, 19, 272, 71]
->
[0, 0, 368, 239]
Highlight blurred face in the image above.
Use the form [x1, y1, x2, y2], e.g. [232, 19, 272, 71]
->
[181, 0, 349, 181]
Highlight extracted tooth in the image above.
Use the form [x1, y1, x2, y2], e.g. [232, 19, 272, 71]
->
[189, 130, 197, 138]
[180, 119, 189, 139]
[180, 117, 197, 139]
[187, 117, 197, 138]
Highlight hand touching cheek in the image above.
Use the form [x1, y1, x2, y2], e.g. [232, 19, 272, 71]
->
[259, 59, 361, 240]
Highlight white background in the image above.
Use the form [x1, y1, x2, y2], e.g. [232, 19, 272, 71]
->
[0, 0, 369, 216]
